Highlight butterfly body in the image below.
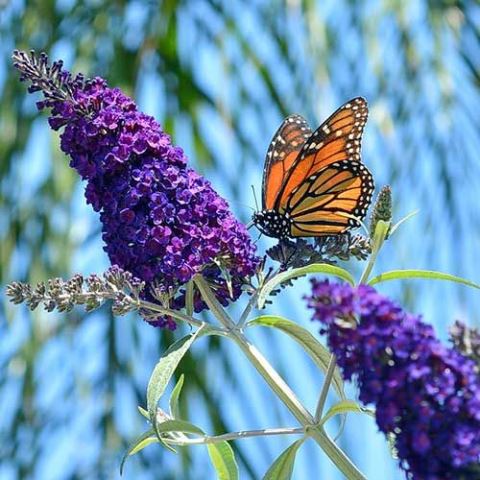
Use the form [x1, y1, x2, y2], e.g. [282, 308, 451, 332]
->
[252, 209, 292, 239]
[253, 98, 374, 239]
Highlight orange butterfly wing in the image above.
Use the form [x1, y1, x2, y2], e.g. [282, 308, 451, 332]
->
[262, 115, 312, 210]
[274, 98, 374, 236]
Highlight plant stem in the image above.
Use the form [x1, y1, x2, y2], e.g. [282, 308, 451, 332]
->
[193, 275, 366, 480]
[315, 354, 337, 422]
[237, 289, 259, 328]
[359, 220, 390, 284]
[166, 427, 305, 446]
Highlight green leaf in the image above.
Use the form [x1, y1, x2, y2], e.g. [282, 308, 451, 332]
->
[120, 429, 163, 475]
[169, 374, 184, 419]
[137, 406, 149, 420]
[248, 316, 345, 400]
[368, 269, 480, 290]
[257, 264, 355, 308]
[207, 441, 239, 480]
[147, 327, 204, 424]
[319, 400, 375, 428]
[154, 419, 205, 436]
[263, 439, 304, 480]
[389, 209, 419, 237]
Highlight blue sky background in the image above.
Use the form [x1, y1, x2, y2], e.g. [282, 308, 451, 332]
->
[1, 0, 480, 479]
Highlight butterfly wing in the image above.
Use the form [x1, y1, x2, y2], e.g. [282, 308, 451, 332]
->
[262, 114, 312, 210]
[276, 97, 374, 236]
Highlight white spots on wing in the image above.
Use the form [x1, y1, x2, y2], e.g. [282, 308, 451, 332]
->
[322, 125, 331, 134]
[335, 129, 343, 137]
[309, 142, 316, 150]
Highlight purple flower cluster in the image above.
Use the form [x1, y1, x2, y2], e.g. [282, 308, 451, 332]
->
[305, 280, 480, 479]
[13, 51, 260, 328]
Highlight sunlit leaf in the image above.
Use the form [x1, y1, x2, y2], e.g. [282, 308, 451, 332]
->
[154, 419, 205, 436]
[147, 327, 205, 423]
[207, 441, 239, 480]
[120, 429, 169, 476]
[368, 270, 480, 290]
[257, 264, 355, 309]
[248, 316, 345, 400]
[319, 400, 374, 428]
[169, 374, 185, 419]
[263, 439, 304, 480]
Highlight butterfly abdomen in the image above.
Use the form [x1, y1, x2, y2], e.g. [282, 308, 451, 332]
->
[253, 210, 292, 239]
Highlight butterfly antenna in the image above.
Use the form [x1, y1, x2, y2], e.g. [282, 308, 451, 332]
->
[251, 185, 260, 212]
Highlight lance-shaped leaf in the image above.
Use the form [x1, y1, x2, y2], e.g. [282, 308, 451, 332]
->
[147, 326, 204, 424]
[248, 316, 345, 400]
[207, 441, 239, 480]
[169, 374, 185, 419]
[263, 439, 304, 480]
[258, 264, 355, 309]
[154, 418, 205, 436]
[368, 269, 480, 289]
[319, 400, 374, 428]
[120, 429, 171, 475]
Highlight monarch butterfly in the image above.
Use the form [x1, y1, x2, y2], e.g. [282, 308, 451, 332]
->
[252, 97, 374, 239]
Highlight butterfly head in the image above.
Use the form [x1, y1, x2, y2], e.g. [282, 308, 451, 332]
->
[252, 210, 292, 239]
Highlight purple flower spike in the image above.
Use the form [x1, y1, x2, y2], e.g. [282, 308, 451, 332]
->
[305, 280, 480, 480]
[13, 50, 260, 326]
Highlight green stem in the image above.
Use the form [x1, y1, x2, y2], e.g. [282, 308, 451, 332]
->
[165, 426, 305, 446]
[194, 275, 366, 480]
[315, 354, 337, 422]
[359, 220, 390, 284]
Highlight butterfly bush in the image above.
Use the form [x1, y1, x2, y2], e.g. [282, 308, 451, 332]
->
[13, 51, 260, 328]
[305, 280, 480, 480]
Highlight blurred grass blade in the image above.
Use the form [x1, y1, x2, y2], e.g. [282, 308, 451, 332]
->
[319, 400, 375, 428]
[207, 441, 239, 480]
[258, 264, 355, 308]
[248, 316, 345, 400]
[147, 326, 205, 423]
[263, 439, 304, 480]
[169, 374, 185, 419]
[368, 270, 480, 289]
